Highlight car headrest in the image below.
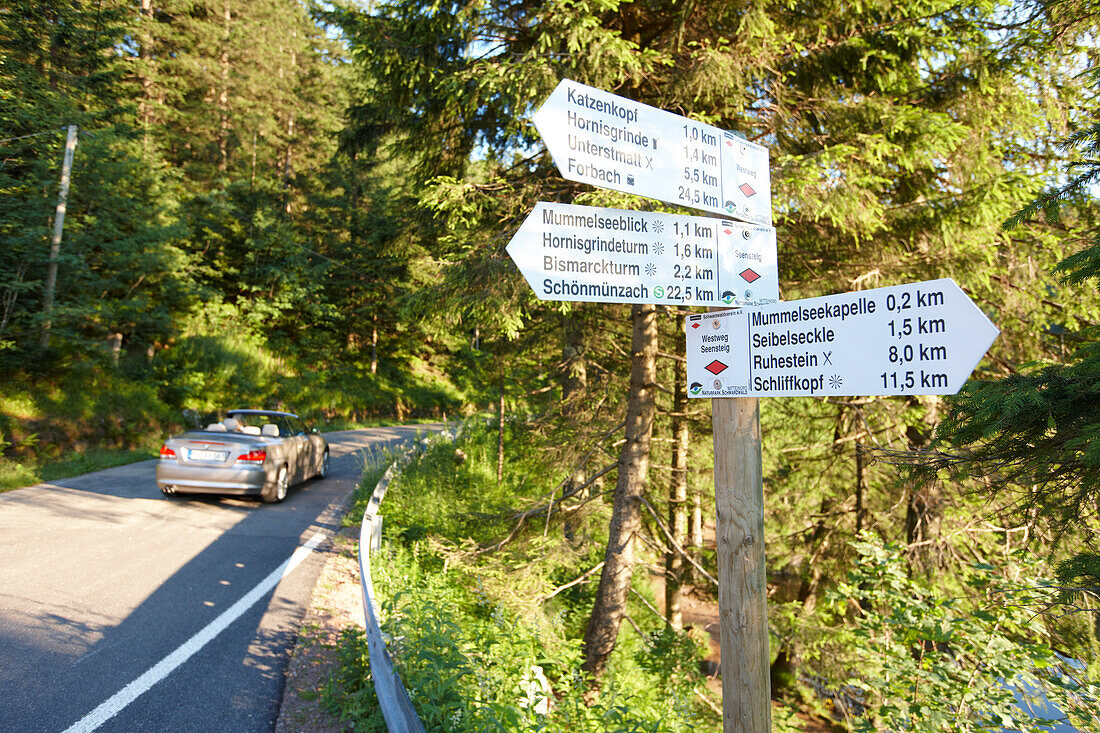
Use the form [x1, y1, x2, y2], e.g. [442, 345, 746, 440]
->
[222, 417, 240, 431]
[207, 423, 227, 432]
[261, 424, 280, 437]
[242, 426, 261, 435]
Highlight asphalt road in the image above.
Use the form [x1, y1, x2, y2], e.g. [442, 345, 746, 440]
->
[0, 425, 430, 733]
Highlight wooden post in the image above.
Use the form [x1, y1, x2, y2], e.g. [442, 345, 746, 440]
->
[712, 395, 770, 732]
[40, 124, 78, 349]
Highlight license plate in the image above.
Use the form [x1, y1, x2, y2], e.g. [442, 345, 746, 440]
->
[188, 449, 228, 462]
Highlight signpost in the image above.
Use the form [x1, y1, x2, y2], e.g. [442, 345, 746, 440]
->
[509, 79, 1000, 733]
[506, 202, 778, 307]
[533, 79, 772, 226]
[685, 279, 999, 398]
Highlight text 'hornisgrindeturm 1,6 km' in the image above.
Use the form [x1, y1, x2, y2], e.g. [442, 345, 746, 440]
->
[506, 202, 778, 308]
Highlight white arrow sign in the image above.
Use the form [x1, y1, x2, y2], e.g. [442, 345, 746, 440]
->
[507, 202, 779, 307]
[686, 279, 998, 397]
[533, 79, 772, 226]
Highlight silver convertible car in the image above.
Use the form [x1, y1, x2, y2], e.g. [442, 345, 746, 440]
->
[156, 409, 329, 503]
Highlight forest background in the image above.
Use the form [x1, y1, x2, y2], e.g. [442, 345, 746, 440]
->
[2, 0, 1100, 729]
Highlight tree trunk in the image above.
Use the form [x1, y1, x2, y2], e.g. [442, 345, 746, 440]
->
[904, 397, 942, 574]
[855, 442, 865, 533]
[690, 479, 704, 554]
[218, 3, 231, 172]
[666, 315, 689, 631]
[370, 313, 378, 375]
[561, 310, 586, 414]
[282, 44, 297, 214]
[561, 311, 587, 542]
[109, 332, 122, 365]
[582, 304, 657, 677]
[905, 481, 942, 574]
[40, 124, 78, 349]
[497, 358, 505, 484]
[138, 0, 154, 155]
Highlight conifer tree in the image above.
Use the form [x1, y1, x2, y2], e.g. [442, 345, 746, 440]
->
[330, 0, 1100, 681]
[0, 0, 188, 363]
[926, 70, 1100, 605]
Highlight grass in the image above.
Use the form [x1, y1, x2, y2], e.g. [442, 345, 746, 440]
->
[318, 416, 447, 432]
[0, 447, 158, 493]
[39, 447, 159, 481]
[0, 460, 39, 493]
[0, 410, 426, 495]
[323, 420, 722, 732]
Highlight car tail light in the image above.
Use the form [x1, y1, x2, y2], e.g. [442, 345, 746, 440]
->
[235, 449, 266, 466]
[160, 445, 177, 460]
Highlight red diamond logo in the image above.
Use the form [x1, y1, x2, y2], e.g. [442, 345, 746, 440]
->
[723, 229, 732, 235]
[705, 360, 728, 375]
[739, 182, 756, 198]
[740, 268, 761, 283]
[691, 321, 701, 329]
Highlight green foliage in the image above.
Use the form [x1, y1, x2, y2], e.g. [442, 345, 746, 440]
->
[1054, 554, 1100, 679]
[153, 332, 283, 413]
[0, 455, 40, 493]
[341, 458, 393, 529]
[4, 0, 1100, 725]
[380, 423, 532, 544]
[0, 0, 191, 365]
[323, 423, 720, 731]
[828, 538, 1099, 732]
[930, 67, 1100, 569]
[930, 344, 1100, 534]
[1056, 554, 1100, 602]
[325, 627, 387, 730]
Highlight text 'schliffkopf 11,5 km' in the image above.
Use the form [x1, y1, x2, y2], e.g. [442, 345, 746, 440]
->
[685, 278, 1000, 398]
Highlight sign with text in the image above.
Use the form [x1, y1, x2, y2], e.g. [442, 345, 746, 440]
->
[533, 79, 772, 226]
[685, 279, 999, 397]
[507, 202, 778, 307]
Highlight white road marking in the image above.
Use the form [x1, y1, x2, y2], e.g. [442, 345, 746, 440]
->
[62, 531, 327, 733]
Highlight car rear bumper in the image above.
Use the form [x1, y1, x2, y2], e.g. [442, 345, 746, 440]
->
[155, 462, 272, 495]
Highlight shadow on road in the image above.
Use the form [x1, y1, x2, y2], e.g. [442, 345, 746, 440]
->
[0, 424, 433, 733]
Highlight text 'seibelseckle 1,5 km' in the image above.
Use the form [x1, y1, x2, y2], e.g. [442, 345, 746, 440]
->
[685, 278, 999, 398]
[507, 202, 778, 307]
[533, 79, 772, 225]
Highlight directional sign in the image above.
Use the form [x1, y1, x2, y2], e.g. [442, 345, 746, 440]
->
[533, 79, 772, 226]
[507, 202, 778, 307]
[685, 279, 998, 397]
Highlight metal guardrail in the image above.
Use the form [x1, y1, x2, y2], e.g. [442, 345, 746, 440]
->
[357, 448, 427, 733]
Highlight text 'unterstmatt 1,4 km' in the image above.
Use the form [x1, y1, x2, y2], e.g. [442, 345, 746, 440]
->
[533, 78, 771, 225]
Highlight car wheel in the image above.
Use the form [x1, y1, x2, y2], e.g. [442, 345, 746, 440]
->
[318, 450, 330, 479]
[262, 465, 289, 504]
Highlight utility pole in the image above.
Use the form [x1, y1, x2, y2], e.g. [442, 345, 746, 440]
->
[40, 124, 78, 350]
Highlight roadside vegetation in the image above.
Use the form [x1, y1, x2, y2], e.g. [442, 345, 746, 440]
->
[326, 423, 728, 732]
[0, 335, 464, 492]
[327, 423, 1099, 731]
[4, 0, 1100, 729]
